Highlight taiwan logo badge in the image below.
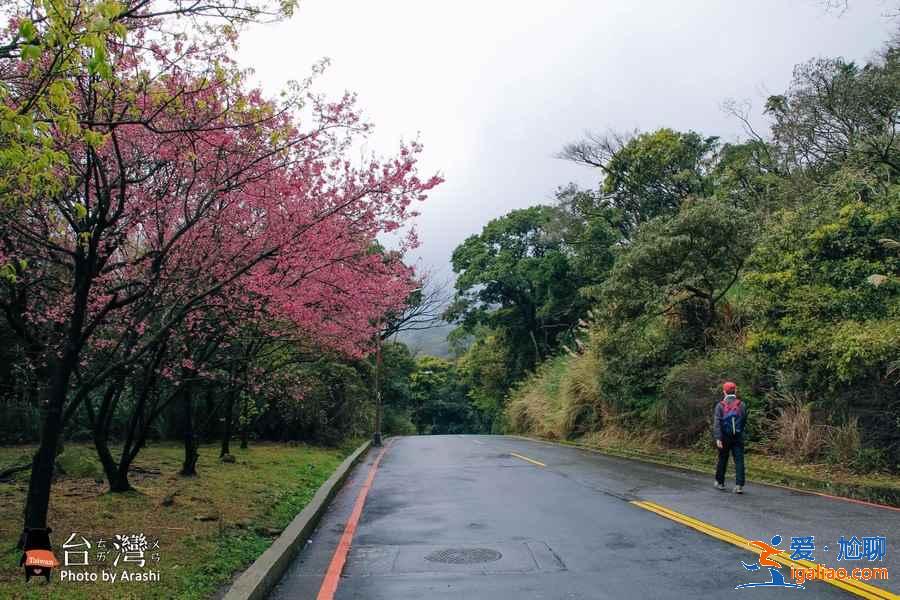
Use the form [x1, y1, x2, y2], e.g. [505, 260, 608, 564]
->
[20, 527, 60, 582]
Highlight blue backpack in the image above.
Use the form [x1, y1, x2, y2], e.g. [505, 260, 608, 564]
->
[720, 396, 743, 436]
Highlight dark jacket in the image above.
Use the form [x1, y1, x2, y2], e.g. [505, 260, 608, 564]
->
[713, 394, 747, 441]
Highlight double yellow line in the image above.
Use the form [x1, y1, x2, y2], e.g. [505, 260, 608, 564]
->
[504, 438, 895, 597]
[631, 500, 897, 599]
[509, 451, 546, 467]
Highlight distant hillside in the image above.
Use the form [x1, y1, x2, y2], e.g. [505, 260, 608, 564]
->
[395, 324, 454, 358]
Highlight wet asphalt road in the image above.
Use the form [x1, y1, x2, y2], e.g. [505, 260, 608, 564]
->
[270, 435, 899, 599]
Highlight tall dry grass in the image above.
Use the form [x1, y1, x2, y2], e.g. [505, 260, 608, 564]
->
[770, 398, 827, 460]
[506, 346, 613, 441]
[506, 355, 569, 439]
[827, 417, 861, 465]
[561, 349, 605, 437]
[580, 426, 664, 453]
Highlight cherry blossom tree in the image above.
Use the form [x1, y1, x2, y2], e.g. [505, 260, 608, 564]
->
[0, 3, 440, 533]
[0, 0, 299, 209]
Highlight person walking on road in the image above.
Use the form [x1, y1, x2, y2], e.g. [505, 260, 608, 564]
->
[714, 381, 746, 494]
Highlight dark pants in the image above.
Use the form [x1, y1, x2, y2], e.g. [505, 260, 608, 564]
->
[715, 435, 745, 486]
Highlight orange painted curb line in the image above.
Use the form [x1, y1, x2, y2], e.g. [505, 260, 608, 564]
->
[771, 484, 900, 514]
[316, 443, 389, 600]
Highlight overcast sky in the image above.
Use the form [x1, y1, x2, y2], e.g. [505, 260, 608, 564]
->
[237, 1, 894, 278]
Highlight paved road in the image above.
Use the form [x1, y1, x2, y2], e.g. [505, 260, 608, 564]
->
[270, 435, 899, 599]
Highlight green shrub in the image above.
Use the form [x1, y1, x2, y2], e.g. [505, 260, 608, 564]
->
[745, 178, 900, 406]
[598, 317, 677, 417]
[826, 417, 861, 466]
[850, 447, 889, 474]
[56, 447, 102, 479]
[659, 348, 758, 445]
[383, 407, 417, 436]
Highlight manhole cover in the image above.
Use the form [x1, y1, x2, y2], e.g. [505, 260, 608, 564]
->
[425, 548, 502, 564]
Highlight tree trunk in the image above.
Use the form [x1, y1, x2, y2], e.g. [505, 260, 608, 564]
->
[204, 387, 215, 443]
[23, 415, 60, 529]
[94, 434, 132, 492]
[22, 354, 72, 535]
[239, 391, 251, 450]
[87, 378, 132, 492]
[21, 232, 93, 540]
[220, 388, 236, 458]
[113, 436, 142, 492]
[529, 330, 541, 365]
[116, 372, 151, 486]
[180, 385, 199, 476]
[373, 333, 383, 446]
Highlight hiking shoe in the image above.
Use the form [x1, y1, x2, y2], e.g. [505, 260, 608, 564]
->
[733, 485, 744, 494]
[715, 482, 726, 491]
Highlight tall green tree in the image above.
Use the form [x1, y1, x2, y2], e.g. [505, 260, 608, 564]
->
[456, 327, 515, 430]
[446, 205, 588, 374]
[560, 128, 719, 238]
[553, 184, 620, 298]
[765, 51, 900, 176]
[602, 198, 758, 335]
[409, 355, 484, 434]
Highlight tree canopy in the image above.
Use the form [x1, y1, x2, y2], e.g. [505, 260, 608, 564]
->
[461, 38, 899, 469]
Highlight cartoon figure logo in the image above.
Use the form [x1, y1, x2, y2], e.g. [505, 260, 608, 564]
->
[20, 527, 60, 582]
[736, 535, 804, 590]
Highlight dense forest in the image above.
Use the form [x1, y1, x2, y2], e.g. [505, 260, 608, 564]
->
[443, 38, 899, 474]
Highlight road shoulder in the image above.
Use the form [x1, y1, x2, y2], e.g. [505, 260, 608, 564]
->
[221, 440, 371, 600]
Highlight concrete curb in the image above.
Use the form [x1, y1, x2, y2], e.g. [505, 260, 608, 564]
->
[222, 440, 372, 600]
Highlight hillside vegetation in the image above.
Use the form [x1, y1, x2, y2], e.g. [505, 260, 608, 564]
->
[447, 41, 900, 476]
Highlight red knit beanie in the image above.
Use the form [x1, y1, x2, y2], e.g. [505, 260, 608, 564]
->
[723, 381, 737, 395]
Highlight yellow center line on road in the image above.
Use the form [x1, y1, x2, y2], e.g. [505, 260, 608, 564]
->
[509, 452, 546, 467]
[631, 500, 897, 600]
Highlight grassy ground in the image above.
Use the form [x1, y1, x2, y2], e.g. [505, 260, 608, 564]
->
[0, 441, 358, 599]
[521, 431, 900, 508]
